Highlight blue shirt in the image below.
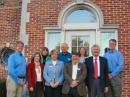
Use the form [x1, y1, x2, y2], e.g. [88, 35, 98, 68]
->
[43, 60, 64, 86]
[58, 52, 72, 64]
[104, 50, 124, 77]
[7, 51, 27, 84]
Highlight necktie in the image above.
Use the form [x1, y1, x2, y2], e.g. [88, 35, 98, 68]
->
[94, 57, 98, 80]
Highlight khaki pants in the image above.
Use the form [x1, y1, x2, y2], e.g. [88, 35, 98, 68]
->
[6, 76, 23, 97]
[105, 74, 122, 97]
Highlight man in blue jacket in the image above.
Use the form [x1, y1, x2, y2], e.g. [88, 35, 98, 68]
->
[58, 42, 72, 64]
[6, 41, 27, 97]
[104, 39, 124, 97]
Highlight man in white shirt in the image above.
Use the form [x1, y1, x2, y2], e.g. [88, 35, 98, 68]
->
[62, 53, 87, 97]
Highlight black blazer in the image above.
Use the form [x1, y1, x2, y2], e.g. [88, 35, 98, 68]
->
[85, 56, 109, 91]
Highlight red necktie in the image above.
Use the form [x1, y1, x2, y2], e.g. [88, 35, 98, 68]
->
[94, 57, 98, 80]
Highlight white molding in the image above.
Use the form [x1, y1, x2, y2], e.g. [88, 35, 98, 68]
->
[58, 1, 104, 29]
[65, 31, 96, 56]
[44, 29, 61, 47]
[19, 0, 30, 45]
[64, 23, 98, 30]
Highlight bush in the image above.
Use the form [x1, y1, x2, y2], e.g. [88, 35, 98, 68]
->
[0, 80, 6, 97]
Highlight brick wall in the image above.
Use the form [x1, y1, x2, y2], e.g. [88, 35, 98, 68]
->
[0, 1, 21, 79]
[0, 0, 130, 96]
[27, 0, 130, 97]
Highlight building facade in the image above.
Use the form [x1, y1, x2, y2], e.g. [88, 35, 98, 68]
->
[0, 0, 130, 96]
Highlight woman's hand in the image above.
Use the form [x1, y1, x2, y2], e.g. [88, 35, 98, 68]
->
[30, 87, 34, 91]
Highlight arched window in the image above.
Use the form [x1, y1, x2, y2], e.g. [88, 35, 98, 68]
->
[65, 9, 97, 24]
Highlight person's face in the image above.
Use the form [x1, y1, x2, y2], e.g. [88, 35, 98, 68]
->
[109, 41, 116, 50]
[51, 51, 58, 60]
[92, 47, 100, 57]
[16, 43, 24, 53]
[34, 54, 40, 63]
[42, 49, 48, 56]
[72, 55, 79, 64]
[61, 44, 68, 53]
[80, 48, 86, 56]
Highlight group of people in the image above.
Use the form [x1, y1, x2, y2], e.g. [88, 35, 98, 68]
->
[6, 39, 124, 97]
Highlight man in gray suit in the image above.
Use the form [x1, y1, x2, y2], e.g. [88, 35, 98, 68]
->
[62, 53, 87, 97]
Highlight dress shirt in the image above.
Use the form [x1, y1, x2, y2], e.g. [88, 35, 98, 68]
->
[104, 50, 124, 77]
[72, 64, 78, 80]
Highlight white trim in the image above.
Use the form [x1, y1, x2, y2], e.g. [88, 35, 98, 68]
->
[19, 0, 30, 45]
[100, 29, 118, 55]
[66, 31, 96, 56]
[58, 1, 104, 29]
[44, 29, 61, 48]
[64, 23, 98, 30]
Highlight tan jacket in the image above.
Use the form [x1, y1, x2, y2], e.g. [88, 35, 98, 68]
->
[62, 63, 87, 96]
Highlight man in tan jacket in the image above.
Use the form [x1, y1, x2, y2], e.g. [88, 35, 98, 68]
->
[62, 53, 87, 97]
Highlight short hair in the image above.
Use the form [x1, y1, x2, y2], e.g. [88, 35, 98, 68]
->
[109, 39, 117, 43]
[50, 49, 58, 55]
[61, 42, 69, 48]
[16, 41, 24, 46]
[72, 52, 80, 57]
[41, 47, 49, 55]
[91, 44, 100, 51]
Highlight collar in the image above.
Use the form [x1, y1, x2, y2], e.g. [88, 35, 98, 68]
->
[109, 49, 117, 53]
[15, 51, 23, 56]
[61, 52, 69, 55]
[93, 56, 99, 60]
[72, 64, 78, 67]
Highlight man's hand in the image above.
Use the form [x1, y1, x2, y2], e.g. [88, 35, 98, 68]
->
[70, 80, 78, 88]
[50, 82, 55, 88]
[108, 74, 113, 80]
[104, 87, 109, 93]
[54, 82, 59, 88]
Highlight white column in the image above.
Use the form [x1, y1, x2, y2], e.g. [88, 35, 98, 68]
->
[19, 0, 30, 45]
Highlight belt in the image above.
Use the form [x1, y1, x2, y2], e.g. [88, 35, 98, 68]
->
[18, 76, 25, 79]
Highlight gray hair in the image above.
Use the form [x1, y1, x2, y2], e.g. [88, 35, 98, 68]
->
[91, 44, 100, 52]
[61, 42, 69, 48]
[50, 49, 58, 55]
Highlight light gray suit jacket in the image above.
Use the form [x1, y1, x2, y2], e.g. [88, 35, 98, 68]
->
[62, 63, 87, 96]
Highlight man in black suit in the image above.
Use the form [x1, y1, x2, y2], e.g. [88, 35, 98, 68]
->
[85, 44, 109, 97]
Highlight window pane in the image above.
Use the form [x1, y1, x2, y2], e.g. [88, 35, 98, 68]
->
[101, 32, 115, 55]
[71, 35, 90, 57]
[72, 36, 77, 47]
[66, 9, 97, 24]
[47, 32, 60, 52]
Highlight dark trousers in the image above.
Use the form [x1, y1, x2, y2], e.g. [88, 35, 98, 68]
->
[29, 82, 44, 97]
[63, 87, 82, 97]
[44, 85, 62, 97]
[88, 79, 104, 97]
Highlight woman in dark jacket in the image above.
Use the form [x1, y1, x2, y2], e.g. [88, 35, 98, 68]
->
[27, 52, 44, 97]
[40, 47, 51, 65]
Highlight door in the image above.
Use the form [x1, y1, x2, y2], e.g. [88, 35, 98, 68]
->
[66, 31, 96, 56]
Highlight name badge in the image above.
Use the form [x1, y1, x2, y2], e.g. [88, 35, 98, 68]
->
[49, 66, 52, 68]
[68, 58, 72, 61]
[77, 68, 80, 70]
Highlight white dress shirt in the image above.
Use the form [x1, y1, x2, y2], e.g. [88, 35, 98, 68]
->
[72, 64, 78, 80]
[93, 56, 100, 77]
